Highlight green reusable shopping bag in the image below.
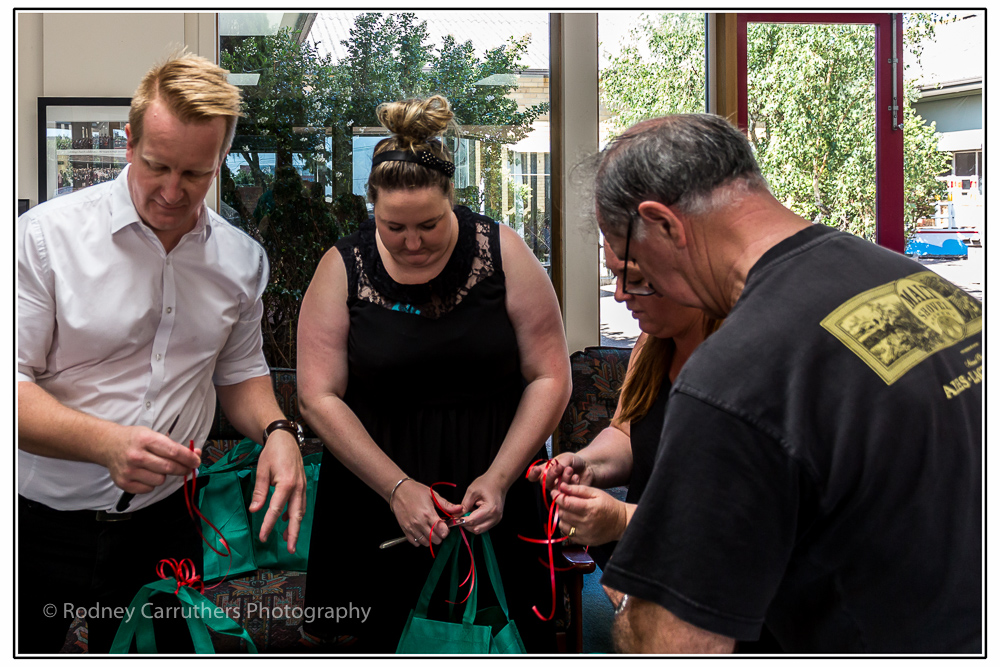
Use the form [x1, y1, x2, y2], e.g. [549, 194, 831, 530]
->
[110, 578, 257, 654]
[198, 438, 321, 579]
[196, 439, 261, 581]
[396, 531, 526, 654]
[251, 450, 321, 571]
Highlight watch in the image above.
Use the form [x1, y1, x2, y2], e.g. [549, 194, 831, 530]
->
[263, 419, 304, 447]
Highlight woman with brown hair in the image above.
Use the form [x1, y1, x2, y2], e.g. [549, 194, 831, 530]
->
[532, 239, 719, 578]
[297, 95, 571, 652]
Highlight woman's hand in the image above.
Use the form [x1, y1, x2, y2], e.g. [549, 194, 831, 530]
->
[553, 481, 629, 546]
[391, 479, 464, 548]
[526, 452, 595, 492]
[460, 473, 508, 534]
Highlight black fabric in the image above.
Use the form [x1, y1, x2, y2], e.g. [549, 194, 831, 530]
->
[18, 490, 202, 654]
[303, 208, 554, 653]
[623, 376, 671, 507]
[588, 373, 671, 573]
[602, 225, 982, 653]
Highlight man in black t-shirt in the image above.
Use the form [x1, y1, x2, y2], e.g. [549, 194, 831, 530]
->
[586, 114, 981, 653]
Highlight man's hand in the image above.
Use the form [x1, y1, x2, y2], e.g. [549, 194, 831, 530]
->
[103, 426, 202, 494]
[250, 430, 307, 552]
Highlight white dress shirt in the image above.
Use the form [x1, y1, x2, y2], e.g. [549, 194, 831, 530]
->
[17, 165, 270, 512]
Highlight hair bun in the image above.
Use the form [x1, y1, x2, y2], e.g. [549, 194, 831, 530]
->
[376, 95, 455, 152]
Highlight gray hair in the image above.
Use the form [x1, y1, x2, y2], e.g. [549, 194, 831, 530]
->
[594, 113, 770, 237]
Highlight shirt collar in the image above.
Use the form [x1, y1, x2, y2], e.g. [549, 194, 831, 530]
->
[109, 163, 212, 241]
[109, 164, 141, 235]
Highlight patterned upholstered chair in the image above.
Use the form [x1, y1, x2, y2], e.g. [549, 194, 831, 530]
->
[555, 347, 632, 455]
[552, 346, 632, 652]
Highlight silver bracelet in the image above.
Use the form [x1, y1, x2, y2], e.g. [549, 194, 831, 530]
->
[614, 594, 629, 616]
[388, 476, 413, 513]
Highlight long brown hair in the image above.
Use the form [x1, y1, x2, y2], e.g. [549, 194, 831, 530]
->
[613, 315, 722, 426]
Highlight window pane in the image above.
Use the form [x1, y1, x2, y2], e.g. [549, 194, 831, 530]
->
[953, 151, 978, 177]
[747, 22, 878, 240]
[597, 11, 706, 347]
[220, 11, 551, 367]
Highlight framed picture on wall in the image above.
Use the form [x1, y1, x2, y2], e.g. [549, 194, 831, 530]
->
[37, 97, 131, 204]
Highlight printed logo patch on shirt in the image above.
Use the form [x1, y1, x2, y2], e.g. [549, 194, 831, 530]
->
[820, 271, 982, 385]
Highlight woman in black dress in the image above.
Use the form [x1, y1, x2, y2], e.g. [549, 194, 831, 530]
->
[297, 95, 571, 652]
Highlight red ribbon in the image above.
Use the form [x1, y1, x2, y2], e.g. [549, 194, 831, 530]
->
[427, 481, 475, 605]
[157, 557, 204, 595]
[518, 458, 572, 622]
[183, 439, 232, 590]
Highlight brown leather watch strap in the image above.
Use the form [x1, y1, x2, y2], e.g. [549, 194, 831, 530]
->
[263, 419, 303, 445]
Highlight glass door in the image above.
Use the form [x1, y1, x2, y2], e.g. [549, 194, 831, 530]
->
[737, 13, 904, 251]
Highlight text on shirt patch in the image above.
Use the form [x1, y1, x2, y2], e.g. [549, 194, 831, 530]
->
[820, 271, 982, 386]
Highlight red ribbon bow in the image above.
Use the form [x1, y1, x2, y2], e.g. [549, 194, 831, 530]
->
[157, 557, 204, 595]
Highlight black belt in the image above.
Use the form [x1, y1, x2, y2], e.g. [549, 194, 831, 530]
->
[19, 486, 197, 523]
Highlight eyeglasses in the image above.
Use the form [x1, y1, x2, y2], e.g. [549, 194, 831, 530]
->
[621, 212, 657, 296]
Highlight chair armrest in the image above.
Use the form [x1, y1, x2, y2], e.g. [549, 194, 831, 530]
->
[557, 547, 596, 574]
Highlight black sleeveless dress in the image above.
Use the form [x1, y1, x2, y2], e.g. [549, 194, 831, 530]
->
[302, 206, 554, 652]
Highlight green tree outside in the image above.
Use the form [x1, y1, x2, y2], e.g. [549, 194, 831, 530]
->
[600, 12, 707, 126]
[220, 13, 547, 367]
[599, 13, 950, 243]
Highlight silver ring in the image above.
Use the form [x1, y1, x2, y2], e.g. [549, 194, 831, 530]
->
[414, 538, 419, 544]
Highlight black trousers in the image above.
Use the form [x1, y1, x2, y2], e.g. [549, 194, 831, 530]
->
[18, 490, 202, 654]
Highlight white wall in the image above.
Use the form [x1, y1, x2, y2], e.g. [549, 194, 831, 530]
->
[17, 12, 218, 208]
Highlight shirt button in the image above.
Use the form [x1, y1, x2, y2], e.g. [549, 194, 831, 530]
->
[145, 401, 152, 409]
[166, 307, 173, 314]
[155, 354, 162, 361]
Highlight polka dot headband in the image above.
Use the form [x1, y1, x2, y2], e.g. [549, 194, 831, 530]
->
[371, 149, 456, 178]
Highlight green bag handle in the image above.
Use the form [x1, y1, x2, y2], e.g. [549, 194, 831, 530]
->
[199, 438, 262, 475]
[414, 531, 478, 624]
[110, 579, 258, 654]
[447, 538, 462, 624]
[478, 531, 511, 620]
[412, 530, 513, 626]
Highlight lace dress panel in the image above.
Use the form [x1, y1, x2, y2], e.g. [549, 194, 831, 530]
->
[345, 207, 500, 319]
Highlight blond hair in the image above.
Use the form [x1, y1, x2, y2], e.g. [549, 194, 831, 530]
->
[367, 95, 458, 203]
[129, 49, 243, 158]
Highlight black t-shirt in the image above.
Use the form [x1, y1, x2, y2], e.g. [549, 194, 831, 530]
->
[601, 225, 982, 653]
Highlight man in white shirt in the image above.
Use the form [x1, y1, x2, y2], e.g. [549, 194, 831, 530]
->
[17, 51, 307, 653]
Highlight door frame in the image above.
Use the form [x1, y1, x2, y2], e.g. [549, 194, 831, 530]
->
[737, 13, 905, 252]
